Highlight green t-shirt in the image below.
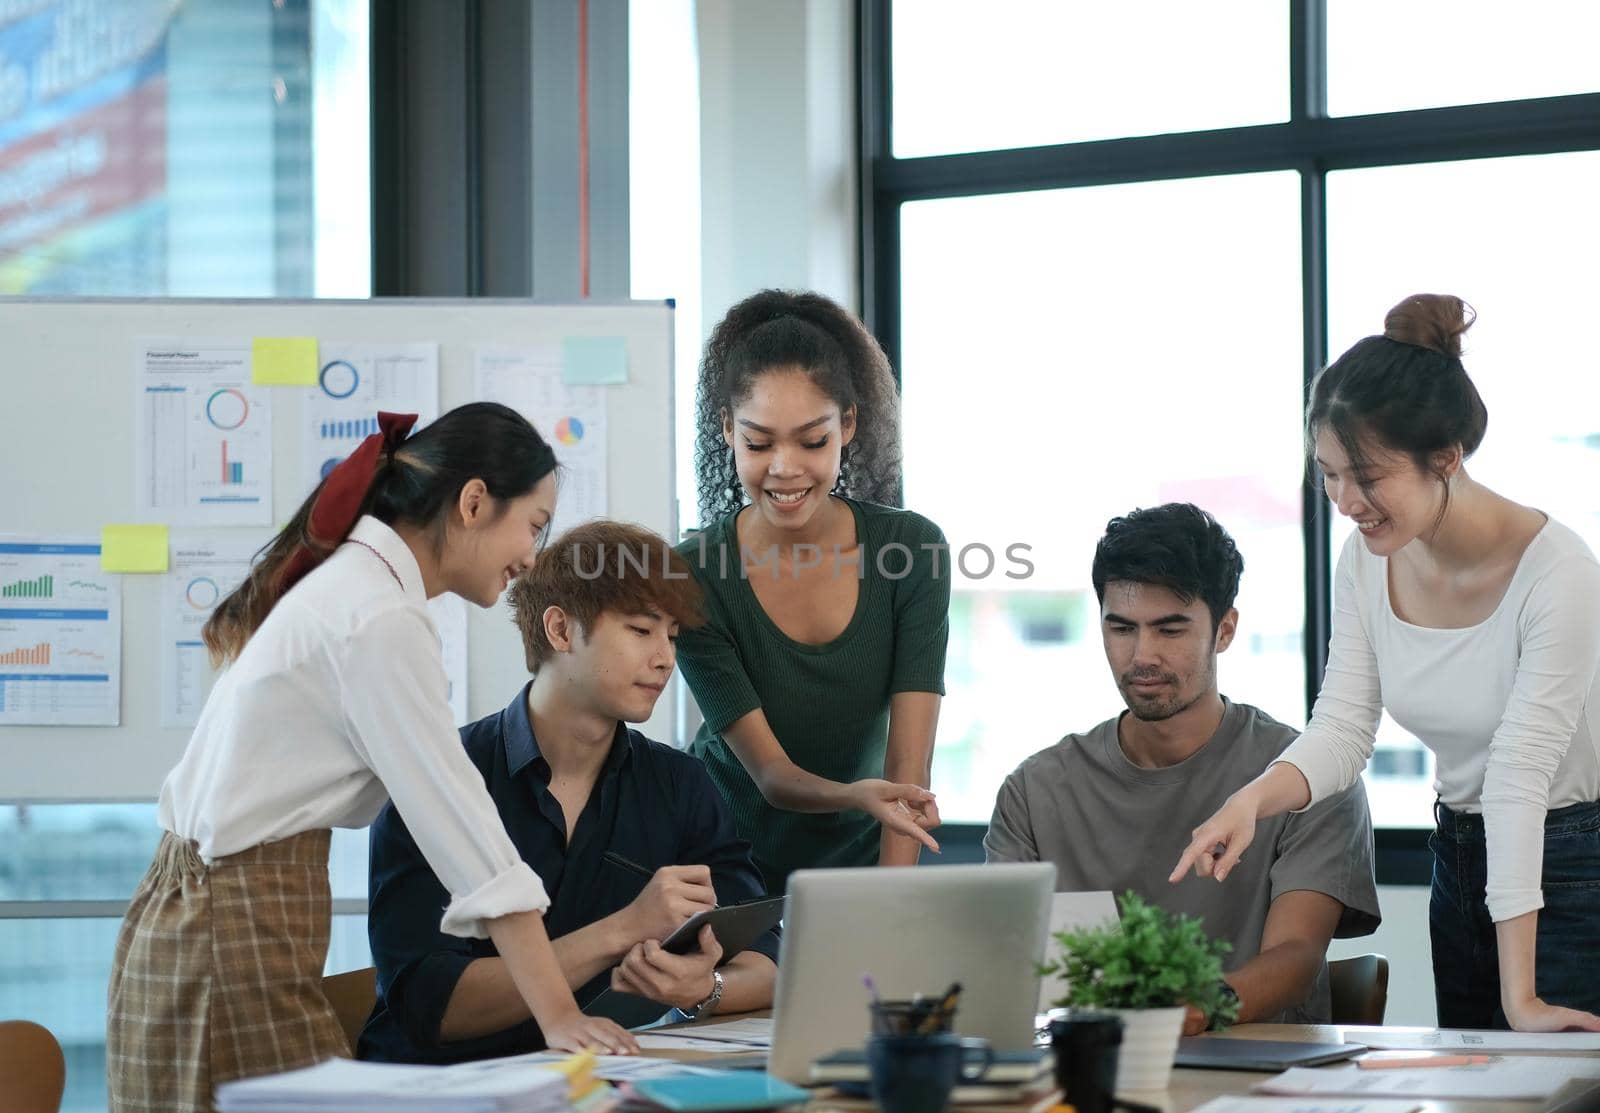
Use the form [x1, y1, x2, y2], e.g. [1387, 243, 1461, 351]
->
[675, 497, 951, 894]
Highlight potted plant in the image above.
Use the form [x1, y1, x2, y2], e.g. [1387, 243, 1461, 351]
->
[1039, 891, 1237, 1092]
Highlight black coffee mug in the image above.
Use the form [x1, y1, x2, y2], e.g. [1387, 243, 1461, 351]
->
[1048, 1010, 1123, 1113]
[867, 1032, 994, 1113]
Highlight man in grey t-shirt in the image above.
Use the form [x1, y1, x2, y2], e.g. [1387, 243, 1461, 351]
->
[986, 504, 1379, 1032]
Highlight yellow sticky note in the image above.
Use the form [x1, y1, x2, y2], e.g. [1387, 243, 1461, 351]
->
[252, 336, 319, 385]
[101, 524, 170, 573]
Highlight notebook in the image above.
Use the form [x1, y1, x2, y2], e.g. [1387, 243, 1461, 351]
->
[625, 1073, 811, 1111]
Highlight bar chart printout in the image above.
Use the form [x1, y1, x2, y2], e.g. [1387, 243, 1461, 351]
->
[0, 539, 122, 726]
[301, 342, 440, 495]
[136, 339, 273, 525]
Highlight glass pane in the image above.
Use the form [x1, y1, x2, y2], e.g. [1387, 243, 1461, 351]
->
[901, 172, 1304, 823]
[628, 0, 702, 532]
[0, 915, 368, 1113]
[891, 0, 1287, 158]
[1328, 1, 1600, 118]
[1327, 150, 1600, 827]
[0, 0, 370, 297]
[0, 805, 372, 899]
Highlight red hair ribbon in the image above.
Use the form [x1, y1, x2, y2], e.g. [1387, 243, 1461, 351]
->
[278, 411, 419, 593]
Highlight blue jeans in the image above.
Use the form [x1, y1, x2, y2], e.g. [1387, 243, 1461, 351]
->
[1430, 799, 1600, 1028]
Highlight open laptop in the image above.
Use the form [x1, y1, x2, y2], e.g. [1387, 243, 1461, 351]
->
[1037, 890, 1120, 1012]
[766, 862, 1056, 1083]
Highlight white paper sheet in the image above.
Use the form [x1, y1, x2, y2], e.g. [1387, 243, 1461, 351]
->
[427, 593, 469, 726]
[1256, 1056, 1600, 1102]
[1039, 890, 1119, 1010]
[497, 1052, 725, 1082]
[302, 343, 440, 496]
[0, 538, 121, 726]
[474, 346, 608, 539]
[1191, 1099, 1420, 1113]
[159, 538, 260, 728]
[1346, 1028, 1600, 1052]
[136, 339, 272, 525]
[215, 1054, 568, 1112]
[634, 1018, 775, 1052]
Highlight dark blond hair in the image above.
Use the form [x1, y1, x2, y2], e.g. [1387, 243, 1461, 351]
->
[508, 520, 705, 671]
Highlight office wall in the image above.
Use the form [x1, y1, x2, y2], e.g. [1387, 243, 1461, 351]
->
[698, 0, 858, 339]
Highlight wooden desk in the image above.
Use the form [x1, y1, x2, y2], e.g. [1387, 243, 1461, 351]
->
[644, 1016, 1600, 1113]
[1160, 1023, 1600, 1113]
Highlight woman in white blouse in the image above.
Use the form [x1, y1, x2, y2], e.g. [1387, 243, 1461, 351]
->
[108, 404, 636, 1113]
[1173, 296, 1600, 1033]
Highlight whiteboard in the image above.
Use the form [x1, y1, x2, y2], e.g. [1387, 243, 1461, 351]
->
[0, 298, 676, 802]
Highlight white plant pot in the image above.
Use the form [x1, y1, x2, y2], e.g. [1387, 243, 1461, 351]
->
[1109, 1006, 1186, 1093]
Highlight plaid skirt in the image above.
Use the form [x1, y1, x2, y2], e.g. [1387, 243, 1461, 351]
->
[106, 829, 348, 1113]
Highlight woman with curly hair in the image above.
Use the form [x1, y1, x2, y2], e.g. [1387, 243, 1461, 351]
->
[674, 289, 951, 895]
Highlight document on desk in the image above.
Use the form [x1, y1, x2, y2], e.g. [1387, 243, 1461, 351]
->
[1347, 1028, 1600, 1052]
[634, 1018, 775, 1052]
[1190, 1099, 1420, 1113]
[500, 1052, 726, 1082]
[215, 1055, 569, 1112]
[1256, 1056, 1600, 1102]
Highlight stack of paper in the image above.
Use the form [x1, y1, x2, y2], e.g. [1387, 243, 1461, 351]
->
[216, 1055, 582, 1113]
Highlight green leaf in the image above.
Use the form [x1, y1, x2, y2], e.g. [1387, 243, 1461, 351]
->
[1045, 891, 1234, 1013]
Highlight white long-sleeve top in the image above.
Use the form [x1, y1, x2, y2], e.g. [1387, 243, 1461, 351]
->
[1278, 518, 1600, 922]
[158, 515, 549, 938]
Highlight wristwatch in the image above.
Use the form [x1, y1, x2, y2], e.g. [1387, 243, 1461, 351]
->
[1208, 979, 1240, 1030]
[683, 969, 725, 1021]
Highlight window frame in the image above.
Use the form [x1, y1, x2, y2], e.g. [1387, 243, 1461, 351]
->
[858, 0, 1600, 884]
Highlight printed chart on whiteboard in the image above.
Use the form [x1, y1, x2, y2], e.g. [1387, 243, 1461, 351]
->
[0, 539, 122, 726]
[161, 538, 260, 728]
[475, 346, 608, 538]
[302, 343, 441, 496]
[136, 339, 273, 526]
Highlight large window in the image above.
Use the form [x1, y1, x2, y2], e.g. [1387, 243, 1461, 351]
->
[864, 1, 1600, 845]
[891, 0, 1287, 157]
[900, 173, 1304, 821]
[0, 3, 370, 1109]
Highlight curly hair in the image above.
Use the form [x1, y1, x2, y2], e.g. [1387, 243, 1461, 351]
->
[694, 289, 902, 524]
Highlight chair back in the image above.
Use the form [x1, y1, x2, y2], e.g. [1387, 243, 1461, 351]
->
[1329, 953, 1389, 1026]
[323, 966, 378, 1057]
[0, 1019, 66, 1113]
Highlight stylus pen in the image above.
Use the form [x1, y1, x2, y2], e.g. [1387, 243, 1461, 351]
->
[602, 850, 654, 880]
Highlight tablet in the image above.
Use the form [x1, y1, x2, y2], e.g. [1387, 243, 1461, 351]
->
[582, 897, 786, 1029]
[1174, 1036, 1364, 1071]
[660, 895, 786, 958]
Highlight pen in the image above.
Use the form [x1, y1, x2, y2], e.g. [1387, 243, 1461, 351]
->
[1358, 1054, 1491, 1070]
[602, 850, 654, 881]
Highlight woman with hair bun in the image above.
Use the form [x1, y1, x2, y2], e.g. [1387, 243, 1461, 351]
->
[675, 289, 950, 896]
[1174, 295, 1600, 1032]
[108, 403, 636, 1113]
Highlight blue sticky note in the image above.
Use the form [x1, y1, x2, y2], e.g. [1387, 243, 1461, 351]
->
[562, 336, 629, 385]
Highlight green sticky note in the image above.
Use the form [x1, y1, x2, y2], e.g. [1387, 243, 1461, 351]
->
[252, 336, 319, 385]
[101, 524, 170, 573]
[562, 336, 629, 385]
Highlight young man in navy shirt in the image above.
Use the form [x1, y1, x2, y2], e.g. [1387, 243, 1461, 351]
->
[361, 521, 778, 1064]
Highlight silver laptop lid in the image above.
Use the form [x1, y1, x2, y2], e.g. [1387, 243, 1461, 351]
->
[767, 862, 1056, 1082]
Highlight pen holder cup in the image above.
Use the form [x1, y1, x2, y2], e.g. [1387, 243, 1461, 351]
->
[1048, 1010, 1123, 1113]
[870, 997, 958, 1036]
[867, 1033, 994, 1113]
